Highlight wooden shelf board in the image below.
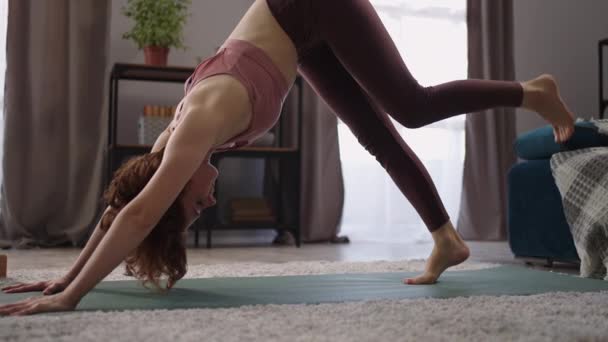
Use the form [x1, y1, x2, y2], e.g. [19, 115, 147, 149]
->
[214, 147, 299, 159]
[218, 146, 298, 153]
[112, 63, 195, 83]
[109, 144, 152, 150]
[206, 223, 288, 230]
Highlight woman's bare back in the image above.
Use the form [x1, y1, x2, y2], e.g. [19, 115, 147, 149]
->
[224, 0, 298, 85]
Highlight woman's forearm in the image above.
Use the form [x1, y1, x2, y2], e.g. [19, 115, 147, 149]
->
[64, 207, 110, 281]
[60, 209, 152, 306]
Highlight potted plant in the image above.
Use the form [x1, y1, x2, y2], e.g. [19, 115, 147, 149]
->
[122, 0, 191, 66]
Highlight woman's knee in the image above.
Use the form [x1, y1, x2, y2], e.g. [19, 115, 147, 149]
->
[383, 85, 432, 129]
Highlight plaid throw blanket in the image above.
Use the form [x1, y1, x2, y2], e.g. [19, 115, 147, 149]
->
[551, 146, 608, 280]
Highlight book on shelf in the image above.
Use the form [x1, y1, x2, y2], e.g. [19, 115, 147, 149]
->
[228, 197, 276, 223]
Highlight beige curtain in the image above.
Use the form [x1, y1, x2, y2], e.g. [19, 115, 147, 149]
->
[0, 0, 110, 248]
[457, 0, 517, 240]
[266, 80, 345, 242]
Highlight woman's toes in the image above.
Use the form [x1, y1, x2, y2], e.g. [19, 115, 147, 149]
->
[563, 126, 573, 141]
[564, 127, 572, 141]
[553, 127, 561, 142]
[404, 274, 436, 285]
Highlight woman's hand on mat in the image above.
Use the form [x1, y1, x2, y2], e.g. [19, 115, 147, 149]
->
[1, 277, 71, 295]
[0, 293, 76, 316]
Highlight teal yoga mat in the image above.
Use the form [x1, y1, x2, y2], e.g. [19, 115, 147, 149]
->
[1, 266, 607, 312]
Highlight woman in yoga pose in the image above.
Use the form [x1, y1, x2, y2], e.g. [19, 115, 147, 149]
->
[0, 0, 574, 315]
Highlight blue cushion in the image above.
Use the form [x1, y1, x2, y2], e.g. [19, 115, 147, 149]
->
[514, 121, 608, 160]
[507, 160, 579, 262]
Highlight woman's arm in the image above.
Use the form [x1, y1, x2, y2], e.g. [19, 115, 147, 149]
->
[64, 207, 111, 281]
[0, 76, 251, 316]
[151, 128, 171, 153]
[68, 102, 181, 280]
[151, 98, 185, 153]
[1, 207, 111, 296]
[0, 104, 226, 316]
[60, 103, 224, 307]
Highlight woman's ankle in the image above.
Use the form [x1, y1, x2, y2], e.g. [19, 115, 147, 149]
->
[520, 81, 542, 112]
[520, 74, 557, 112]
[431, 220, 456, 243]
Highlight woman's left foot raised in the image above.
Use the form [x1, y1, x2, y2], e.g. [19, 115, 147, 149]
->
[404, 222, 470, 285]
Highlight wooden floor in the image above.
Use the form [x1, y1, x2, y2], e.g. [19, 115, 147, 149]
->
[1, 235, 579, 275]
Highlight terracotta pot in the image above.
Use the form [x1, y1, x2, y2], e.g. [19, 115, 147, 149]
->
[144, 46, 169, 66]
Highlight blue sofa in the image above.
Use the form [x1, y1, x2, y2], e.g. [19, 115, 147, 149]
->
[507, 120, 608, 264]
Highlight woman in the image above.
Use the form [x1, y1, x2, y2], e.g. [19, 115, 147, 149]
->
[0, 0, 574, 316]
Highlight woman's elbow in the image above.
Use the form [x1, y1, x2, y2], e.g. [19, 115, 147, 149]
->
[118, 205, 157, 232]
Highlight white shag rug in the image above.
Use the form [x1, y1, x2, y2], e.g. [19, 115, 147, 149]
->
[1, 259, 608, 342]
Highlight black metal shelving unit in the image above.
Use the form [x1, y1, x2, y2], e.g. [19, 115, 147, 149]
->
[106, 63, 303, 248]
[599, 38, 608, 119]
[202, 77, 303, 248]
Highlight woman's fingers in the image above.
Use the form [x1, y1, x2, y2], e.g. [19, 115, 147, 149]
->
[2, 285, 28, 293]
[43, 284, 59, 295]
[0, 298, 35, 315]
[0, 294, 75, 316]
[0, 302, 24, 312]
[2, 283, 44, 293]
[1, 283, 26, 291]
[5, 304, 30, 316]
[10, 304, 38, 316]
[0, 304, 24, 315]
[2, 295, 74, 316]
[11, 309, 30, 316]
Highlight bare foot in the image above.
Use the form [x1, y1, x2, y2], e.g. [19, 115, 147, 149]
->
[521, 74, 575, 143]
[404, 221, 470, 285]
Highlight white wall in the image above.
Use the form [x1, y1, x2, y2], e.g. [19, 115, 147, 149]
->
[514, 0, 608, 135]
[109, 0, 252, 144]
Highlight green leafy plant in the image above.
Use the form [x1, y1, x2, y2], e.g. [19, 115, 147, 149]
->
[122, 0, 191, 50]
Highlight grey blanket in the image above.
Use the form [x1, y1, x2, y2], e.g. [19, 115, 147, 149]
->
[551, 146, 608, 280]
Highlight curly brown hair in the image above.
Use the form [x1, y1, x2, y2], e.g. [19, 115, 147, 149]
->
[100, 148, 187, 292]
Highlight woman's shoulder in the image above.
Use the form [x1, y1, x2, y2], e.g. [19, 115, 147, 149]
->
[186, 75, 249, 111]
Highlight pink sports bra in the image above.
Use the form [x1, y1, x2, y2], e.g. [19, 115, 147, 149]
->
[184, 39, 291, 154]
[179, 39, 292, 210]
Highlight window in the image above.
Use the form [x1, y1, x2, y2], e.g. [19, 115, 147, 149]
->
[338, 0, 467, 243]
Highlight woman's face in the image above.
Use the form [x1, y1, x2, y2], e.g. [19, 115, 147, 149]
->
[178, 160, 219, 229]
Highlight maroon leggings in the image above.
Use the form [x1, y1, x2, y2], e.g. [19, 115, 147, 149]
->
[266, 0, 523, 232]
